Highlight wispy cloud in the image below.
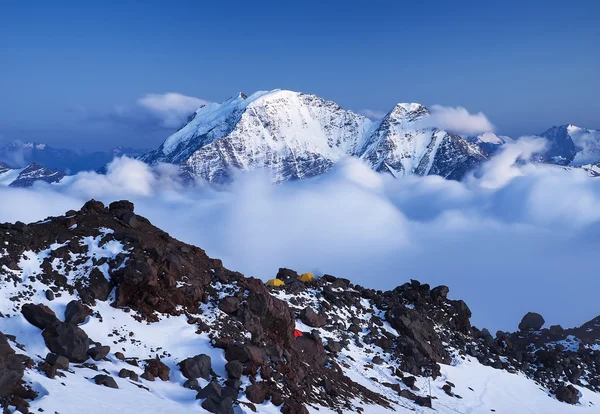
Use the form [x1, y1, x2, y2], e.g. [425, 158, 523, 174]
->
[358, 109, 386, 120]
[419, 105, 495, 135]
[89, 93, 210, 131]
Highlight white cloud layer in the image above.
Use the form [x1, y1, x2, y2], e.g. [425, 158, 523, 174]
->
[1, 139, 599, 333]
[419, 105, 495, 135]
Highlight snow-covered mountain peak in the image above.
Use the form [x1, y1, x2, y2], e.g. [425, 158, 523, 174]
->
[139, 91, 488, 183]
[386, 102, 430, 124]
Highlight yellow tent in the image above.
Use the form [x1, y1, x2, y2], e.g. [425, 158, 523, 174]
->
[297, 273, 314, 283]
[266, 278, 285, 287]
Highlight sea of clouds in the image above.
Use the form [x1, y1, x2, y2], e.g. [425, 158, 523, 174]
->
[1, 138, 599, 332]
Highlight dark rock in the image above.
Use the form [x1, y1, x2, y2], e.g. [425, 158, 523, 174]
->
[93, 374, 118, 389]
[431, 285, 449, 301]
[141, 371, 155, 381]
[64, 300, 92, 325]
[0, 332, 31, 399]
[144, 357, 170, 381]
[300, 307, 327, 327]
[276, 268, 298, 282]
[179, 354, 211, 380]
[88, 345, 110, 361]
[196, 380, 222, 399]
[201, 396, 233, 414]
[518, 312, 545, 331]
[245, 383, 267, 404]
[218, 297, 240, 314]
[122, 211, 141, 229]
[555, 383, 579, 404]
[225, 360, 243, 379]
[372, 356, 384, 365]
[118, 369, 138, 382]
[21, 304, 59, 330]
[183, 378, 199, 390]
[45, 353, 69, 370]
[45, 290, 55, 301]
[42, 321, 91, 362]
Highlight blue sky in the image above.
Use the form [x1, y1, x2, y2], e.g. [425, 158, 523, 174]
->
[0, 0, 598, 150]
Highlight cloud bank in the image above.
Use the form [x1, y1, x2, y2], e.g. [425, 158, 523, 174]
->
[1, 140, 599, 333]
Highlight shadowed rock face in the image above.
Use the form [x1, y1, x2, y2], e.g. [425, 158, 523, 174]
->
[1, 200, 599, 411]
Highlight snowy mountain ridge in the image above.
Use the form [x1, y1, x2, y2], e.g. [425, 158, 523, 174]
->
[140, 90, 488, 183]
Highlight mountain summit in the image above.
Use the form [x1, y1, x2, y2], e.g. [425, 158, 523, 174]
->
[140, 90, 488, 183]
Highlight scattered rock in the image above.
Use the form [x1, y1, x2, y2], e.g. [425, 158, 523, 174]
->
[93, 374, 118, 389]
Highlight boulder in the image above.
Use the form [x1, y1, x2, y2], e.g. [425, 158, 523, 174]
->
[144, 357, 170, 381]
[519, 312, 545, 331]
[45, 289, 55, 301]
[225, 360, 243, 379]
[64, 300, 92, 325]
[201, 396, 233, 414]
[88, 345, 110, 361]
[276, 268, 298, 282]
[196, 380, 222, 400]
[179, 354, 211, 380]
[245, 383, 267, 404]
[45, 353, 69, 370]
[300, 307, 327, 327]
[218, 297, 240, 314]
[21, 303, 59, 330]
[555, 383, 579, 404]
[431, 285, 449, 302]
[118, 368, 138, 382]
[93, 374, 118, 389]
[42, 321, 91, 362]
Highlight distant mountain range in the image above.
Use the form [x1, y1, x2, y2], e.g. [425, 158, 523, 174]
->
[140, 90, 487, 183]
[141, 89, 599, 183]
[0, 142, 148, 173]
[2, 90, 598, 187]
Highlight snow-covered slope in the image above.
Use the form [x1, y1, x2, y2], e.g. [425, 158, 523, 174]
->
[466, 132, 513, 153]
[360, 104, 487, 179]
[1, 200, 599, 413]
[140, 90, 488, 183]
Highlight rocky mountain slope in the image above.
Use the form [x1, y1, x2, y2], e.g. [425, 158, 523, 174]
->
[537, 125, 600, 166]
[0, 162, 66, 187]
[140, 90, 488, 183]
[0, 200, 599, 413]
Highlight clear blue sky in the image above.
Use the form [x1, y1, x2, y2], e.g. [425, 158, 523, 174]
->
[0, 0, 598, 150]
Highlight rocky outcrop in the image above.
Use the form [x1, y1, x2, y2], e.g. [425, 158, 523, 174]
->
[1, 200, 598, 413]
[0, 332, 36, 410]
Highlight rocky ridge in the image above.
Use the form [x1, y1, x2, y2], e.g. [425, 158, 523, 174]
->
[0, 201, 598, 413]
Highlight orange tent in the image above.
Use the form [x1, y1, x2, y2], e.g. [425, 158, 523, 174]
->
[293, 329, 303, 338]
